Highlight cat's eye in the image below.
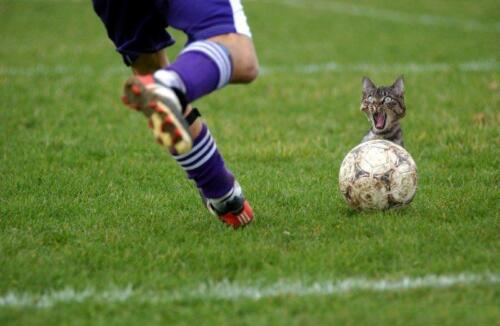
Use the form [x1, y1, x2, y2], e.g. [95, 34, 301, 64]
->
[367, 96, 374, 102]
[383, 96, 392, 104]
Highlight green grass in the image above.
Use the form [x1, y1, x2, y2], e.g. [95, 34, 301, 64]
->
[0, 0, 499, 324]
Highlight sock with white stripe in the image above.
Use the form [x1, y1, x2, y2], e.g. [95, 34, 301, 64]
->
[172, 123, 235, 200]
[154, 40, 232, 103]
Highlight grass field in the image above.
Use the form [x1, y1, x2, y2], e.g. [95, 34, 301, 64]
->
[1, 0, 499, 324]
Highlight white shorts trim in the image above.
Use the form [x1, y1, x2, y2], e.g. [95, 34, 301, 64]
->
[229, 0, 252, 38]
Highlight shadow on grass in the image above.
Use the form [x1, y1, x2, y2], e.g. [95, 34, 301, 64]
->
[339, 205, 416, 219]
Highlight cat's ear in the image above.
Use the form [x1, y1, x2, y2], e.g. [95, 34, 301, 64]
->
[392, 75, 404, 96]
[362, 76, 376, 94]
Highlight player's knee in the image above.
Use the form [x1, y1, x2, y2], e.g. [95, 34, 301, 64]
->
[131, 51, 167, 75]
[236, 55, 259, 83]
[207, 33, 259, 83]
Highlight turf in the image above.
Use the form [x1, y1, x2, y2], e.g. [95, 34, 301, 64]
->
[0, 0, 499, 324]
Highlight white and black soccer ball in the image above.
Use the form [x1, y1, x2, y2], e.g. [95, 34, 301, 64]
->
[339, 140, 417, 210]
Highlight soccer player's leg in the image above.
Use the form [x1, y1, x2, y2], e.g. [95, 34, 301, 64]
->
[152, 38, 256, 227]
[124, 45, 254, 228]
[92, 0, 257, 228]
[92, 0, 194, 154]
[153, 0, 259, 228]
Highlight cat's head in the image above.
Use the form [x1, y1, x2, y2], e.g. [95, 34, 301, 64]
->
[360, 76, 406, 133]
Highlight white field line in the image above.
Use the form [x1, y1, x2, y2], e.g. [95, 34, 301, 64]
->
[0, 60, 498, 78]
[7, 0, 500, 32]
[260, 0, 500, 33]
[0, 273, 498, 309]
[261, 60, 500, 75]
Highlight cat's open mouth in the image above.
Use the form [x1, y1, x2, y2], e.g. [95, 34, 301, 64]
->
[372, 112, 386, 130]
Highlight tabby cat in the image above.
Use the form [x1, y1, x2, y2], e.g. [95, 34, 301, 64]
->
[360, 76, 406, 147]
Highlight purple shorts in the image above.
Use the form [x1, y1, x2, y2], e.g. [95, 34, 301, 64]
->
[92, 0, 252, 65]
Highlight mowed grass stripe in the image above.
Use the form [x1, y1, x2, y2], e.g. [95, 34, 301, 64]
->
[1, 60, 498, 77]
[22, 0, 498, 33]
[260, 0, 500, 32]
[1, 272, 498, 308]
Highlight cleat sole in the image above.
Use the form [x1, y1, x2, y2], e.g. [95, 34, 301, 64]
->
[123, 76, 193, 154]
[131, 84, 141, 95]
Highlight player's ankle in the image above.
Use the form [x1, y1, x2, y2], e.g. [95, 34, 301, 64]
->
[187, 116, 203, 139]
[207, 181, 244, 214]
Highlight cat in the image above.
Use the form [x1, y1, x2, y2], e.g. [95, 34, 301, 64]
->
[360, 76, 406, 147]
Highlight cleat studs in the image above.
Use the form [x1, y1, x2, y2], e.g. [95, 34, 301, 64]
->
[131, 84, 141, 95]
[174, 129, 182, 138]
[164, 116, 173, 125]
[175, 141, 191, 155]
[121, 95, 130, 105]
[147, 101, 157, 109]
[151, 114, 163, 132]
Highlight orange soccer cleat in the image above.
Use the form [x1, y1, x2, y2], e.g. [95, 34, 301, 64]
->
[201, 182, 254, 229]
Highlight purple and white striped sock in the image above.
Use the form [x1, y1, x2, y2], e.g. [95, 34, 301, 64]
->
[172, 124, 235, 200]
[154, 40, 232, 103]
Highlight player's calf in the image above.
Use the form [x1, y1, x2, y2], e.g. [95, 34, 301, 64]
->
[173, 124, 254, 228]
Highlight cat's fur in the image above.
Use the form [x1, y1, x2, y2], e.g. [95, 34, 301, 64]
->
[360, 76, 406, 147]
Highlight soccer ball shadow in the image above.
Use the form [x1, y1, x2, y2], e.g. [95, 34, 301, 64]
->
[338, 202, 416, 218]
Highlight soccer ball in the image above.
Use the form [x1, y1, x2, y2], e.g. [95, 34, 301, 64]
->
[339, 140, 417, 210]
